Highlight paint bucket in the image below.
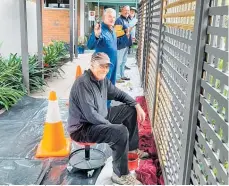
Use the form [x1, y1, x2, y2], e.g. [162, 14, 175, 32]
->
[128, 152, 139, 171]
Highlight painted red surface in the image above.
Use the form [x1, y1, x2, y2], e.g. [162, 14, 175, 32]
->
[136, 96, 164, 185]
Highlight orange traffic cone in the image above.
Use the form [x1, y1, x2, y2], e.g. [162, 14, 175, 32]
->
[75, 65, 82, 79]
[36, 91, 71, 158]
[66, 65, 83, 106]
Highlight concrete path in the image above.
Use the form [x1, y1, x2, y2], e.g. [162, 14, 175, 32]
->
[30, 53, 92, 99]
[30, 53, 143, 100]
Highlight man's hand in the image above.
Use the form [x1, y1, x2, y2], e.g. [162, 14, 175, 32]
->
[125, 28, 130, 38]
[135, 104, 146, 124]
[94, 23, 101, 38]
[129, 26, 134, 32]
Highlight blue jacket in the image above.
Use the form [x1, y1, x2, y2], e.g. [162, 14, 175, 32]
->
[87, 22, 117, 85]
[115, 15, 132, 50]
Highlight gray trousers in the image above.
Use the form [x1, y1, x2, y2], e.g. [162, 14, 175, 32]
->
[70, 104, 139, 177]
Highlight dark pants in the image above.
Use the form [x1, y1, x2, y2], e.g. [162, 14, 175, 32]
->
[70, 104, 139, 177]
[128, 46, 131, 54]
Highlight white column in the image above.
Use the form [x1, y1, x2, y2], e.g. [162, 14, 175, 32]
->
[80, 0, 85, 36]
[19, 0, 30, 93]
[70, 0, 74, 61]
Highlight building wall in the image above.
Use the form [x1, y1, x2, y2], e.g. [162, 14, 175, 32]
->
[0, 0, 38, 57]
[42, 8, 70, 44]
[42, 0, 80, 45]
[0, 0, 82, 57]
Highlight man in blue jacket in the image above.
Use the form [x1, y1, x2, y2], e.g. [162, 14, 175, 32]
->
[114, 5, 132, 83]
[87, 8, 117, 86]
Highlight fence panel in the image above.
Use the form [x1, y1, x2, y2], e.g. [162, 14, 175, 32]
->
[141, 0, 151, 87]
[137, 0, 228, 184]
[135, 2, 142, 59]
[190, 0, 229, 184]
[144, 0, 163, 123]
[153, 0, 197, 184]
[136, 0, 147, 79]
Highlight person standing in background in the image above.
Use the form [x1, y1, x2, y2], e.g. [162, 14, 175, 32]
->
[87, 8, 117, 86]
[128, 7, 138, 55]
[114, 5, 132, 83]
[87, 8, 117, 108]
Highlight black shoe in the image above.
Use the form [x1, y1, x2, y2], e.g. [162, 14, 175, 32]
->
[125, 66, 131, 70]
[121, 77, 130, 81]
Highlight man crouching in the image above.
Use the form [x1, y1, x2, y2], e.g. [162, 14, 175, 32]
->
[67, 52, 149, 185]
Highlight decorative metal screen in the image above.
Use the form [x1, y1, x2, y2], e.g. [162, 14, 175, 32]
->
[145, 0, 163, 123]
[141, 0, 151, 87]
[137, 0, 228, 184]
[136, 2, 142, 62]
[153, 0, 196, 184]
[136, 1, 147, 81]
[190, 0, 229, 185]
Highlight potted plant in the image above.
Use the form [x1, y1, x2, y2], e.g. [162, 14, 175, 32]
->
[77, 36, 87, 54]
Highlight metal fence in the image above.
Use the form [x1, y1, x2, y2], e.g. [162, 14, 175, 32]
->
[136, 0, 229, 184]
[144, 0, 163, 123]
[136, 1, 147, 82]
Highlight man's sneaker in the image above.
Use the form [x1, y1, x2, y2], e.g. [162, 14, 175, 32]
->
[130, 149, 150, 159]
[125, 66, 131, 70]
[116, 79, 125, 83]
[121, 76, 130, 81]
[111, 172, 142, 185]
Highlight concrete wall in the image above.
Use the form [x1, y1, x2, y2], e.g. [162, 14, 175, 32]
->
[0, 0, 38, 57]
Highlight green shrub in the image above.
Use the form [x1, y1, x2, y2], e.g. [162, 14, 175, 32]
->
[0, 54, 25, 109]
[29, 55, 47, 92]
[43, 41, 68, 77]
[0, 40, 69, 110]
[52, 40, 69, 59]
[0, 86, 25, 110]
[0, 54, 25, 92]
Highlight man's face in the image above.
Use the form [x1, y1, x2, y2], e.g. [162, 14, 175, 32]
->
[103, 12, 116, 27]
[130, 10, 135, 18]
[121, 6, 130, 18]
[91, 62, 110, 80]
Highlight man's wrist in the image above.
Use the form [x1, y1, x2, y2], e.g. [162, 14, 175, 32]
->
[95, 33, 100, 38]
[135, 103, 141, 110]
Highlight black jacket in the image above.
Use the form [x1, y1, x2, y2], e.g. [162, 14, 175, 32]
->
[67, 69, 137, 134]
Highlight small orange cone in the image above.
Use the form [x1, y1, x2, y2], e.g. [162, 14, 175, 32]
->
[36, 91, 71, 158]
[66, 65, 83, 106]
[75, 65, 82, 79]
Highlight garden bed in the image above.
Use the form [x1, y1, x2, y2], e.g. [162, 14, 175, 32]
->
[0, 41, 70, 111]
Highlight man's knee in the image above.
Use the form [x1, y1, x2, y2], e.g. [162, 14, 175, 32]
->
[111, 124, 129, 141]
[127, 105, 137, 116]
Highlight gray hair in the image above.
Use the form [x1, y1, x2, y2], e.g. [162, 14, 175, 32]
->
[103, 8, 116, 17]
[122, 5, 130, 10]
